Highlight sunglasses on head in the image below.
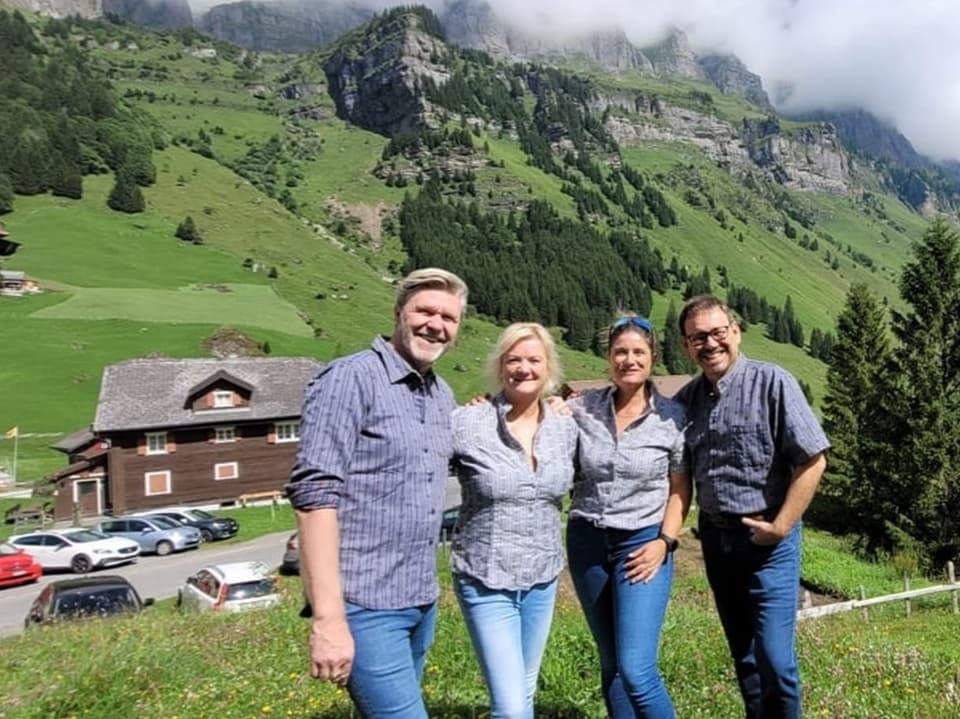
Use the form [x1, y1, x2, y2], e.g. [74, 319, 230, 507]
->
[610, 316, 653, 336]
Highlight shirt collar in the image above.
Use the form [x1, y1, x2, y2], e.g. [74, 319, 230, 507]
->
[705, 352, 748, 395]
[371, 335, 434, 385]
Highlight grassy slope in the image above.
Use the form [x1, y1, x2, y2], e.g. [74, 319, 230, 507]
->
[0, 528, 955, 719]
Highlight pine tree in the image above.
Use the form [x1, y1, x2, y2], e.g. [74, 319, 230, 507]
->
[107, 166, 145, 213]
[175, 215, 202, 244]
[0, 172, 13, 214]
[661, 301, 696, 375]
[816, 283, 890, 534]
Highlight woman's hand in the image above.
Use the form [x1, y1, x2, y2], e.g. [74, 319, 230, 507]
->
[624, 540, 668, 584]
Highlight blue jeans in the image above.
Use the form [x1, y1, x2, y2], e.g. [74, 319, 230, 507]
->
[345, 601, 437, 719]
[454, 574, 558, 719]
[698, 517, 802, 719]
[566, 519, 676, 719]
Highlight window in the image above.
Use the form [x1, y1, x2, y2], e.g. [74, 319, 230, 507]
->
[145, 470, 171, 496]
[214, 462, 238, 481]
[213, 390, 234, 408]
[214, 426, 236, 443]
[145, 432, 168, 455]
[275, 421, 300, 443]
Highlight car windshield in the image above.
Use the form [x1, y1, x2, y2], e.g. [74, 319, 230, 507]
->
[225, 578, 277, 600]
[54, 586, 139, 618]
[187, 509, 215, 520]
[61, 530, 108, 543]
[0, 543, 19, 556]
[148, 516, 179, 529]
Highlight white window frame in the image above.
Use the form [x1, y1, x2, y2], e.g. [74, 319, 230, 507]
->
[214, 426, 236, 443]
[213, 390, 234, 408]
[145, 432, 168, 455]
[275, 421, 300, 443]
[144, 470, 172, 496]
[214, 462, 239, 481]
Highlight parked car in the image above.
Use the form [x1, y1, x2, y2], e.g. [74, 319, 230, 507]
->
[95, 515, 201, 556]
[9, 529, 140, 573]
[177, 561, 280, 613]
[0, 541, 43, 588]
[135, 507, 238, 543]
[24, 575, 153, 627]
[279, 507, 460, 575]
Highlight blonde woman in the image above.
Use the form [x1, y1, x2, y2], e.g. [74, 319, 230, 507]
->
[450, 322, 578, 719]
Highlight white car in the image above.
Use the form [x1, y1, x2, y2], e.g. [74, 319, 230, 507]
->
[177, 561, 280, 613]
[9, 529, 141, 574]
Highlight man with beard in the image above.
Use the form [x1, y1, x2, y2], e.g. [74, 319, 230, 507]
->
[676, 295, 828, 719]
[287, 268, 468, 718]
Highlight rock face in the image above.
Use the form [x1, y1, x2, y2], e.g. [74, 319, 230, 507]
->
[103, 0, 192, 29]
[698, 54, 772, 109]
[641, 28, 703, 79]
[2, 0, 101, 18]
[199, 0, 373, 53]
[323, 12, 450, 136]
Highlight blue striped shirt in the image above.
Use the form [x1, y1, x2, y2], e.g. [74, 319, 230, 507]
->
[568, 385, 688, 530]
[450, 395, 578, 590]
[676, 355, 830, 515]
[286, 336, 455, 609]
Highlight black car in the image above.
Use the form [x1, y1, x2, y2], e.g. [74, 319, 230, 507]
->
[140, 508, 239, 543]
[24, 576, 153, 627]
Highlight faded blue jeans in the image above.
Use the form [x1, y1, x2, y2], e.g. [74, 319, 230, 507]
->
[454, 574, 558, 719]
[698, 517, 802, 719]
[566, 518, 676, 719]
[345, 601, 437, 719]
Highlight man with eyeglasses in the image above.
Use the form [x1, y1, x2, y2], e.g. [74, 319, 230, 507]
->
[675, 295, 829, 719]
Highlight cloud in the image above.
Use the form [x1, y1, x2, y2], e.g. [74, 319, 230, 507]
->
[189, 0, 960, 160]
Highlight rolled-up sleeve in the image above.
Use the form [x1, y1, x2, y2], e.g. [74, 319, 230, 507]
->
[286, 363, 364, 510]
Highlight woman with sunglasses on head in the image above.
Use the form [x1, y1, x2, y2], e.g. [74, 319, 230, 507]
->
[566, 314, 691, 719]
[450, 322, 578, 719]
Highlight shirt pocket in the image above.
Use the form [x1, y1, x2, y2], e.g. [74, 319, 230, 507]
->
[729, 421, 774, 472]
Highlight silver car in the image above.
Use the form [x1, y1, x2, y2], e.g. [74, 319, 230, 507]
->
[95, 516, 201, 556]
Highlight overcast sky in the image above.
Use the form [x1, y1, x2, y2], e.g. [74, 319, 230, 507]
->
[192, 0, 960, 160]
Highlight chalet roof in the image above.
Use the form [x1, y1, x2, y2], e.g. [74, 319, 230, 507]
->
[94, 357, 323, 432]
[185, 369, 255, 401]
[52, 428, 97, 454]
[561, 374, 693, 399]
[0, 270, 25, 281]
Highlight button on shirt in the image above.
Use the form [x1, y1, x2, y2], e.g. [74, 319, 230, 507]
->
[569, 386, 688, 530]
[677, 355, 830, 516]
[286, 336, 455, 610]
[451, 395, 578, 591]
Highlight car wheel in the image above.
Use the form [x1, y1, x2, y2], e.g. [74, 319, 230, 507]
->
[155, 540, 174, 556]
[71, 554, 92, 573]
[200, 528, 214, 543]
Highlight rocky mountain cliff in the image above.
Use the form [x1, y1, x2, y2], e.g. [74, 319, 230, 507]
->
[199, 0, 370, 53]
[2, 0, 191, 26]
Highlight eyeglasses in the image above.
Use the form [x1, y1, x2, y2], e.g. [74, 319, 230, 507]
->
[610, 316, 653, 338]
[685, 325, 730, 348]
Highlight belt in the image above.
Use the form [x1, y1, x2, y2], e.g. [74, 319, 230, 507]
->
[701, 508, 777, 531]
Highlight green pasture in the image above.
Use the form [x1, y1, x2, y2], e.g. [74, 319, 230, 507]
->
[31, 284, 311, 337]
[0, 523, 956, 719]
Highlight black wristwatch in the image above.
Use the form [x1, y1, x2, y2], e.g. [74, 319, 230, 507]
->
[658, 532, 679, 553]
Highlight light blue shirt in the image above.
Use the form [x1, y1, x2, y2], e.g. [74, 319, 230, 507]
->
[451, 394, 578, 590]
[569, 385, 688, 530]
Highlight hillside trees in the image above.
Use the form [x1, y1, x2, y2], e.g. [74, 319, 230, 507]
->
[822, 220, 960, 566]
[107, 165, 145, 213]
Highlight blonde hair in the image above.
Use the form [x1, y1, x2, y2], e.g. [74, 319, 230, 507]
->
[485, 322, 562, 396]
[395, 268, 469, 314]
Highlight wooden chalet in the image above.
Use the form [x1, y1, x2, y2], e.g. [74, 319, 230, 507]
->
[48, 357, 322, 521]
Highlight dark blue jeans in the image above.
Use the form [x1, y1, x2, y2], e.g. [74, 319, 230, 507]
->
[345, 601, 437, 719]
[567, 518, 676, 719]
[698, 517, 802, 719]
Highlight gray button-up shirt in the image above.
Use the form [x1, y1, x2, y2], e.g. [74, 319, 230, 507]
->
[569, 385, 688, 530]
[450, 394, 578, 591]
[677, 355, 830, 516]
[286, 336, 455, 610]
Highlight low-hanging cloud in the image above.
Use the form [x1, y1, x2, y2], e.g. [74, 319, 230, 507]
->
[192, 0, 960, 160]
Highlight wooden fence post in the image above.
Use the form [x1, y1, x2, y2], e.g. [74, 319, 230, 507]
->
[859, 585, 869, 621]
[950, 561, 958, 615]
[904, 576, 911, 617]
